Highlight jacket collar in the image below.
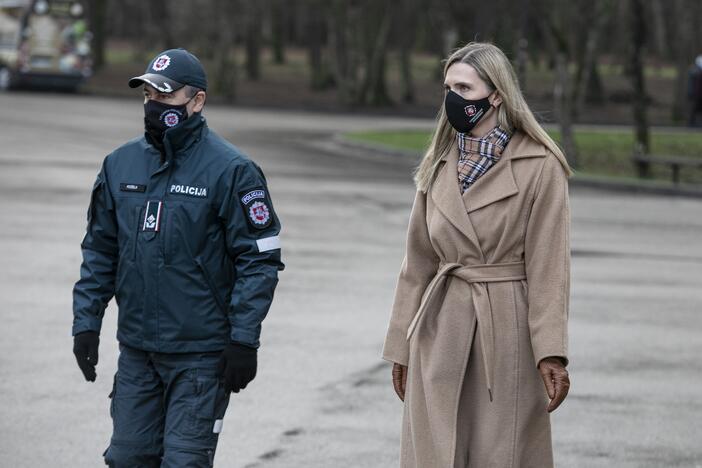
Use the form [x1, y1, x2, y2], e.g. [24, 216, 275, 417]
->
[145, 112, 208, 159]
[430, 131, 546, 252]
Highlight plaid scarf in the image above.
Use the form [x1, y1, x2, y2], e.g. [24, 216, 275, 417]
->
[457, 126, 512, 193]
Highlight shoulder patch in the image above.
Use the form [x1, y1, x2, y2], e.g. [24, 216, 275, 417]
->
[239, 187, 273, 229]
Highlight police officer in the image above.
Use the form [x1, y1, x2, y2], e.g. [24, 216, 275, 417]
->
[72, 48, 284, 467]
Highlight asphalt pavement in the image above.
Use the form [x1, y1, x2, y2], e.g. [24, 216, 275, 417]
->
[0, 91, 700, 468]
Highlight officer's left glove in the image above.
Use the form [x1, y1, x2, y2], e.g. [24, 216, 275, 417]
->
[217, 342, 257, 393]
[73, 331, 99, 382]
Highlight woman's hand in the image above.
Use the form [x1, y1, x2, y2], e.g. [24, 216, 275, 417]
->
[392, 362, 408, 401]
[538, 357, 570, 412]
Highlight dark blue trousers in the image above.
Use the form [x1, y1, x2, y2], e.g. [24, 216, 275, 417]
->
[103, 344, 231, 467]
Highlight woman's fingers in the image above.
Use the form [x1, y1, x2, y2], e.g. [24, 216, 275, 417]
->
[538, 358, 570, 413]
[547, 370, 570, 413]
[392, 363, 407, 402]
[539, 365, 556, 400]
[401, 364, 407, 397]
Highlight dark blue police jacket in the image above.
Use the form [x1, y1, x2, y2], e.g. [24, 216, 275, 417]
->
[72, 113, 284, 352]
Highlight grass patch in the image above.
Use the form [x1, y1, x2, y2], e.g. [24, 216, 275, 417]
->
[344, 128, 702, 184]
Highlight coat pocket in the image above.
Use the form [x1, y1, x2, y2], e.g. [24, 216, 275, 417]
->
[195, 257, 228, 316]
[187, 371, 231, 442]
[108, 373, 117, 419]
[86, 177, 104, 227]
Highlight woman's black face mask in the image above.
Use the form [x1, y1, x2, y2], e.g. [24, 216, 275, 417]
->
[444, 89, 494, 134]
[143, 95, 194, 142]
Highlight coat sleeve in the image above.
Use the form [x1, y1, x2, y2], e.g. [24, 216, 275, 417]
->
[524, 154, 571, 367]
[382, 190, 440, 366]
[72, 159, 118, 336]
[220, 160, 284, 348]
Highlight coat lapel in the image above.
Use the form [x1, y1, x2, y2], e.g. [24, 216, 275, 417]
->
[463, 158, 518, 213]
[430, 145, 484, 256]
[463, 132, 546, 213]
[429, 132, 548, 256]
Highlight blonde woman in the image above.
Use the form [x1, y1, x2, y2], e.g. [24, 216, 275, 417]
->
[383, 42, 571, 468]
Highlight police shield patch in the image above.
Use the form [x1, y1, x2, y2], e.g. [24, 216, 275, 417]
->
[239, 188, 273, 229]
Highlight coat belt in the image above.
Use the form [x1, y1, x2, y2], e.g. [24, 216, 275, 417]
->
[405, 261, 527, 401]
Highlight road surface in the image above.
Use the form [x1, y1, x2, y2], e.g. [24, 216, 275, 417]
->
[0, 91, 700, 467]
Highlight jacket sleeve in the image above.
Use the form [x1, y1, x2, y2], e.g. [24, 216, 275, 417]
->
[382, 190, 440, 366]
[524, 154, 571, 367]
[220, 160, 284, 348]
[72, 159, 118, 336]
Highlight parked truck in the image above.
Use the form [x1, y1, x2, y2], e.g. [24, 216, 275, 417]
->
[0, 0, 91, 91]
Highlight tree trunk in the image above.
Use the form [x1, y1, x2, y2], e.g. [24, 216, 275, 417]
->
[307, 0, 331, 90]
[554, 52, 579, 168]
[329, 0, 358, 103]
[245, 1, 263, 81]
[213, 0, 237, 102]
[573, 0, 607, 118]
[515, 0, 530, 93]
[629, 0, 650, 177]
[357, 1, 394, 106]
[87, 0, 107, 70]
[147, 0, 174, 50]
[399, 0, 417, 103]
[270, 0, 287, 64]
[586, 61, 605, 103]
[650, 0, 668, 57]
[537, 0, 578, 168]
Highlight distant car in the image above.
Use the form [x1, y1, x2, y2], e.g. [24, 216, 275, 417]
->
[0, 0, 92, 91]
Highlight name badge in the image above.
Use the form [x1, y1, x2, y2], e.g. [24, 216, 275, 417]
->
[120, 183, 146, 193]
[142, 201, 163, 232]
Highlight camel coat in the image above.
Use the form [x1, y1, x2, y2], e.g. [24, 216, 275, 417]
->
[383, 132, 570, 468]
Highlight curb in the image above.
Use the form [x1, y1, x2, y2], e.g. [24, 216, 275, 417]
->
[334, 134, 702, 198]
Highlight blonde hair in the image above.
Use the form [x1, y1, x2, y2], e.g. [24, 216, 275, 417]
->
[414, 42, 572, 191]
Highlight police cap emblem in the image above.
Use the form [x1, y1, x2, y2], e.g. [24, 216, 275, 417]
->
[152, 54, 171, 71]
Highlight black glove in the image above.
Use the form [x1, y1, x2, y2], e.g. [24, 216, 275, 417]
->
[73, 331, 99, 382]
[217, 342, 257, 393]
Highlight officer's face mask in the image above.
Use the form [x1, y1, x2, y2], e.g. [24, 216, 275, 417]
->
[444, 89, 495, 134]
[143, 95, 194, 142]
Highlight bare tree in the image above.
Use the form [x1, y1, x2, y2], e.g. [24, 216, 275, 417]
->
[212, 0, 238, 102]
[146, 0, 175, 51]
[329, 0, 358, 103]
[628, 0, 650, 176]
[515, 0, 530, 93]
[356, 0, 394, 105]
[245, 0, 263, 81]
[572, 0, 609, 118]
[306, 0, 332, 90]
[87, 0, 107, 70]
[398, 0, 417, 103]
[270, 0, 288, 64]
[538, 0, 579, 168]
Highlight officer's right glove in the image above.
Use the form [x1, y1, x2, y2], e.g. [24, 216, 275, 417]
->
[73, 331, 99, 382]
[217, 342, 257, 393]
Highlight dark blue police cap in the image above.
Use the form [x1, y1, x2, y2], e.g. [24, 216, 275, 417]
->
[129, 48, 207, 93]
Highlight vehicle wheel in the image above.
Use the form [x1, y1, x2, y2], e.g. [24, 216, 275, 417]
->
[0, 66, 15, 91]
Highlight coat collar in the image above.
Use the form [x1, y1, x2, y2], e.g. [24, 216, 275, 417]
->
[430, 131, 547, 251]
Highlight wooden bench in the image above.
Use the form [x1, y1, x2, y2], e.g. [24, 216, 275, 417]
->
[632, 153, 702, 184]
